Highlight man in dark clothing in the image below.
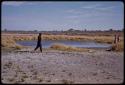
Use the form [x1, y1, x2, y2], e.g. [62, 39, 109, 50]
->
[34, 33, 42, 52]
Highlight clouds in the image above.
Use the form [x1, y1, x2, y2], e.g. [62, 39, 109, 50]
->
[2, 1, 123, 31]
[64, 2, 123, 30]
[2, 1, 53, 6]
[81, 3, 122, 12]
[65, 2, 122, 20]
[2, 1, 26, 6]
[81, 4, 100, 9]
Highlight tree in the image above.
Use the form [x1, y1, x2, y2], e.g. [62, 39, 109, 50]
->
[109, 28, 113, 31]
[34, 30, 38, 32]
[68, 28, 74, 31]
[84, 29, 87, 32]
[4, 29, 7, 32]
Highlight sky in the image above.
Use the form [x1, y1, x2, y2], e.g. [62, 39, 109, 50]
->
[2, 1, 124, 31]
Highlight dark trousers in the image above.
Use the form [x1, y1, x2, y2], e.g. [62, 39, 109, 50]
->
[34, 44, 42, 52]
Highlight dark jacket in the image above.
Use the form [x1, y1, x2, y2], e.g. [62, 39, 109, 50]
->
[37, 35, 41, 45]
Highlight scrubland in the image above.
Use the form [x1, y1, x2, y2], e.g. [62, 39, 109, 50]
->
[1, 32, 124, 84]
[1, 32, 124, 51]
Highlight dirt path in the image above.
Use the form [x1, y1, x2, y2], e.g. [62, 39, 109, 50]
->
[1, 49, 124, 84]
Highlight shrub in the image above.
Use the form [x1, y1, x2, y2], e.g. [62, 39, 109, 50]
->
[50, 43, 89, 52]
[111, 42, 124, 51]
[15, 45, 22, 50]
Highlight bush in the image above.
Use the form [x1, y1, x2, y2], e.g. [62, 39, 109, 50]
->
[15, 45, 22, 50]
[50, 43, 89, 52]
[111, 42, 124, 51]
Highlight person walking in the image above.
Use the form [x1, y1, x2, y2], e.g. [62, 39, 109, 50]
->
[34, 33, 42, 52]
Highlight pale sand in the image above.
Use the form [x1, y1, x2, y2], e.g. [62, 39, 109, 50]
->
[1, 48, 124, 84]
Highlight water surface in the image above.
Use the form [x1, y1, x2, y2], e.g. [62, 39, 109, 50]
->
[16, 40, 111, 49]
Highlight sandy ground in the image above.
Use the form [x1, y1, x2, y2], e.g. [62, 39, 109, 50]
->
[1, 48, 124, 84]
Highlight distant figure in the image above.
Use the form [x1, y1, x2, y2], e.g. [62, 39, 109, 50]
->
[114, 35, 117, 44]
[114, 34, 120, 44]
[34, 33, 42, 52]
[117, 34, 120, 42]
[107, 34, 119, 51]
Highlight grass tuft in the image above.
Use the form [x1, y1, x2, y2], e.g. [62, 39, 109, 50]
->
[50, 43, 90, 52]
[111, 42, 124, 52]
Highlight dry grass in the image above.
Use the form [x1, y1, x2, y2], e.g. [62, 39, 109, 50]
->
[61, 79, 74, 84]
[2, 36, 15, 47]
[2, 33, 123, 43]
[111, 42, 124, 52]
[1, 33, 116, 43]
[50, 43, 90, 52]
[1, 35, 23, 50]
[15, 45, 22, 50]
[42, 35, 114, 43]
[1, 33, 124, 51]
